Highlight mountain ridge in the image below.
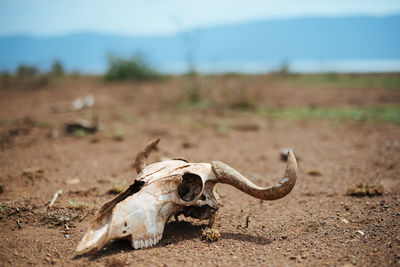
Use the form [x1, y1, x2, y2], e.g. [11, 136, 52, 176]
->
[1, 15, 399, 73]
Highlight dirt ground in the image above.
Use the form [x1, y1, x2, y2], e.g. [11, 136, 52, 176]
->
[0, 76, 399, 266]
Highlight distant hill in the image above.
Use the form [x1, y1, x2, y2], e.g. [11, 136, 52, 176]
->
[0, 15, 399, 73]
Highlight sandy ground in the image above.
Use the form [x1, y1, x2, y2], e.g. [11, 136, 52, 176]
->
[0, 76, 399, 266]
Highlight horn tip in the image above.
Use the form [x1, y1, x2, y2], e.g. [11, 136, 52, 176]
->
[285, 149, 299, 177]
[287, 149, 297, 163]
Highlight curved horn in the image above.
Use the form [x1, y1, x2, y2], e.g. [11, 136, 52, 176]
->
[211, 150, 298, 200]
[134, 138, 160, 174]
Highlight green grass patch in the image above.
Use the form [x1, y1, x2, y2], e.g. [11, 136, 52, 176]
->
[269, 73, 400, 89]
[179, 98, 213, 111]
[258, 105, 400, 124]
[67, 200, 86, 210]
[72, 129, 87, 137]
[33, 119, 60, 128]
[0, 119, 10, 128]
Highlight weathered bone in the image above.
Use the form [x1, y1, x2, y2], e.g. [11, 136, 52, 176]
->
[76, 140, 298, 254]
[133, 138, 160, 174]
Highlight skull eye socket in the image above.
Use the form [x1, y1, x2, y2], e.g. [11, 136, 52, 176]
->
[178, 172, 203, 202]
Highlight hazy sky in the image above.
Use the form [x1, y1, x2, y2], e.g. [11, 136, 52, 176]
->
[1, 0, 400, 36]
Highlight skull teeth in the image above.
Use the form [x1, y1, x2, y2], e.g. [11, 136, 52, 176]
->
[133, 240, 140, 250]
[132, 235, 162, 250]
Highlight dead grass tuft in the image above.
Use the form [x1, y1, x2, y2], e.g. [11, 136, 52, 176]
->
[67, 200, 86, 210]
[346, 183, 384, 197]
[22, 166, 45, 179]
[0, 199, 90, 227]
[42, 208, 88, 226]
[201, 228, 221, 242]
[0, 199, 35, 218]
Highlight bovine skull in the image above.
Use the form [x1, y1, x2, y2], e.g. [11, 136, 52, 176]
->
[76, 139, 298, 253]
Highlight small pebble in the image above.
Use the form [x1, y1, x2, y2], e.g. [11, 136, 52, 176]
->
[356, 230, 365, 236]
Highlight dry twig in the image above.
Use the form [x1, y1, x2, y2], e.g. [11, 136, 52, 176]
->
[48, 189, 62, 209]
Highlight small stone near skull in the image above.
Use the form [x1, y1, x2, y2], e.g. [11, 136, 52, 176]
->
[202, 228, 221, 242]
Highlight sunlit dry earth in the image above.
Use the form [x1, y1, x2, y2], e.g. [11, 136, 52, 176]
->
[0, 75, 399, 266]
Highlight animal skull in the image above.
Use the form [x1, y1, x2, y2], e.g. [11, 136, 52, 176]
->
[76, 139, 298, 253]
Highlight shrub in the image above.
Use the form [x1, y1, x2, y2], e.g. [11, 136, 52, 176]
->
[16, 64, 40, 78]
[12, 64, 49, 90]
[50, 60, 64, 76]
[104, 54, 162, 81]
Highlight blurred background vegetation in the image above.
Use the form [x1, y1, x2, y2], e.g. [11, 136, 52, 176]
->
[1, 56, 399, 125]
[104, 54, 162, 81]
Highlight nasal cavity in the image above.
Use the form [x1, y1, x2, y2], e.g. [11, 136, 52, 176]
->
[178, 172, 203, 202]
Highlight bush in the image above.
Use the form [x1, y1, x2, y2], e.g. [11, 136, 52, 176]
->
[16, 65, 40, 78]
[12, 64, 49, 90]
[104, 54, 162, 81]
[50, 60, 64, 76]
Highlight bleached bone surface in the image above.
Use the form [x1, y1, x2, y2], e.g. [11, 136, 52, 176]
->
[76, 140, 298, 254]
